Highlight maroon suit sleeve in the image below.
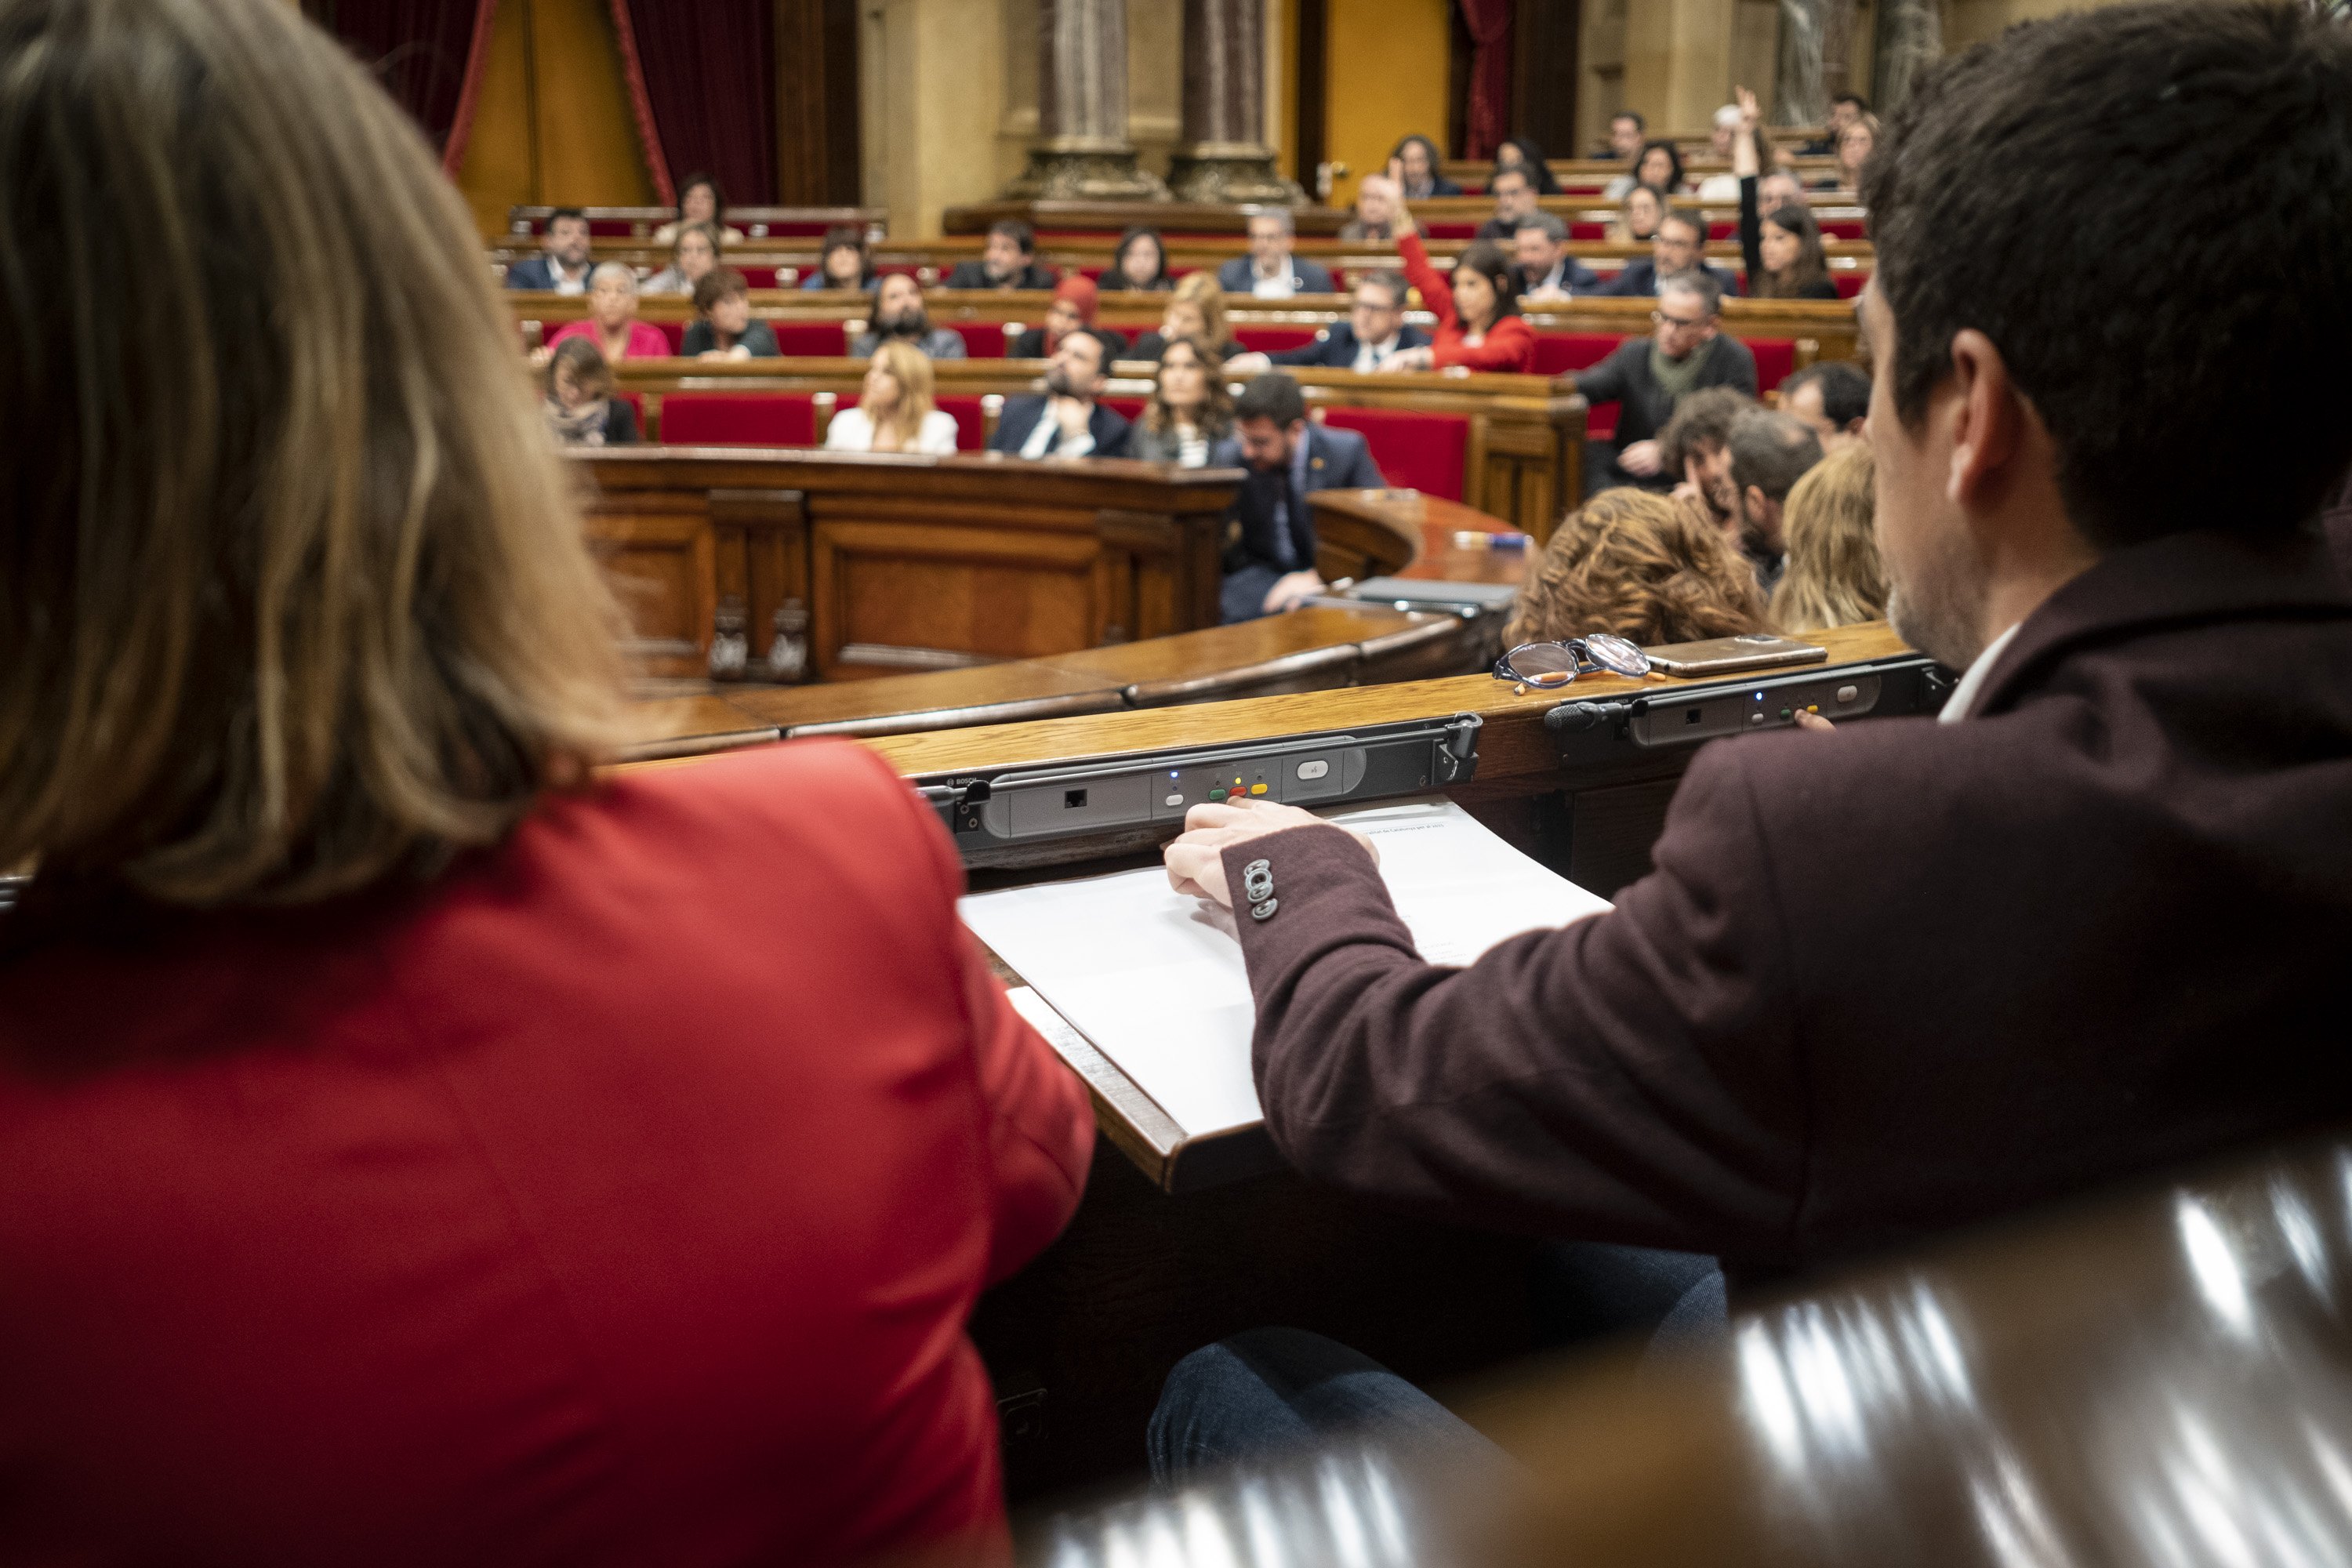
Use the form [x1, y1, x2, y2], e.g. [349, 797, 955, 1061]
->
[1220, 749, 1810, 1259]
[882, 750, 1094, 1285]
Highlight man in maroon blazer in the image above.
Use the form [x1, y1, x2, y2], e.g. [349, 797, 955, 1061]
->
[1152, 0, 2352, 1476]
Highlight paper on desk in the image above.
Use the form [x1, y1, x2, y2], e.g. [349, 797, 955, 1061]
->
[959, 797, 1611, 1138]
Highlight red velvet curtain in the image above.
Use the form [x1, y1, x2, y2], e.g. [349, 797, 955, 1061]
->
[1455, 0, 1514, 161]
[325, 0, 500, 171]
[612, 0, 777, 208]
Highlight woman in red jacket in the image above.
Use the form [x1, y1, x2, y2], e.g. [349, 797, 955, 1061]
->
[0, 4, 1091, 1565]
[1370, 172, 1539, 375]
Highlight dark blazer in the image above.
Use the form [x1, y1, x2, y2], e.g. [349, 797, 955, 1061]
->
[1573, 332, 1759, 489]
[1403, 177, 1466, 198]
[679, 319, 781, 358]
[504, 255, 593, 292]
[1129, 333, 1243, 365]
[1267, 322, 1432, 371]
[1519, 257, 1605, 296]
[1218, 528, 2352, 1277]
[1597, 257, 1743, 299]
[943, 260, 1059, 291]
[1213, 423, 1385, 575]
[1007, 325, 1127, 360]
[1216, 256, 1339, 295]
[0, 742, 1092, 1563]
[987, 394, 1131, 459]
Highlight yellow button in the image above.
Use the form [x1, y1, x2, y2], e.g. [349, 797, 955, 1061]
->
[1249, 783, 1269, 796]
[1806, 705, 1819, 713]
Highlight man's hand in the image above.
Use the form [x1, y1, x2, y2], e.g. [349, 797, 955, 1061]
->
[1619, 439, 1663, 477]
[1165, 798, 1378, 910]
[1052, 395, 1093, 441]
[1261, 568, 1325, 614]
[1794, 710, 1836, 733]
[1377, 346, 1436, 373]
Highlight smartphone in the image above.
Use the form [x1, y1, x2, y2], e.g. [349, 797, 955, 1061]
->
[1644, 633, 1829, 677]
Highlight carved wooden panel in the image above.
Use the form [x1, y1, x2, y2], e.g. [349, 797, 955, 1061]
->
[583, 500, 715, 678]
[810, 519, 1105, 678]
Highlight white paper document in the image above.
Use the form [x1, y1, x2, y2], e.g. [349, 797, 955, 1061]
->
[959, 798, 1613, 1139]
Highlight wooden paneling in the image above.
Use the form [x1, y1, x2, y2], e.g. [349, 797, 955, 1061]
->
[575, 448, 1240, 682]
[773, 0, 863, 206]
[1514, 0, 1584, 158]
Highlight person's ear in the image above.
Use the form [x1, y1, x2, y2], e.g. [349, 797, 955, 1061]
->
[1944, 328, 2023, 509]
[1744, 484, 1768, 521]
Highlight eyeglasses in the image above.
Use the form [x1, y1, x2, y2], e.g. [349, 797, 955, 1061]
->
[1494, 634, 1651, 688]
[1652, 310, 1710, 332]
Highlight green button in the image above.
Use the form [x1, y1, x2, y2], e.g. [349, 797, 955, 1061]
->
[1778, 708, 1791, 720]
[1210, 788, 1229, 802]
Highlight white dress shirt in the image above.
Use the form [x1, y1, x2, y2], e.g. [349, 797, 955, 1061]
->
[1937, 622, 2022, 723]
[1251, 259, 1301, 299]
[823, 407, 960, 456]
[1018, 404, 1094, 459]
[1350, 334, 1403, 373]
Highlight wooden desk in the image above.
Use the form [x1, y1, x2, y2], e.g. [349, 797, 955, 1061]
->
[1311, 489, 1532, 586]
[592, 357, 1588, 543]
[573, 448, 1240, 681]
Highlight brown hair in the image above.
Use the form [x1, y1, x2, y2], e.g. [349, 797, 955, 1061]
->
[1141, 337, 1235, 439]
[546, 336, 615, 401]
[1504, 488, 1765, 648]
[1750, 204, 1834, 299]
[0, 0, 627, 907]
[692, 265, 751, 314]
[1769, 442, 1886, 633]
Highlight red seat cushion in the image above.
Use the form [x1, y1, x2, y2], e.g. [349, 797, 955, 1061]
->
[1423, 222, 1479, 241]
[1748, 338, 1798, 394]
[1317, 408, 1468, 501]
[1570, 221, 1609, 241]
[1232, 325, 1323, 354]
[1835, 272, 1867, 299]
[935, 394, 989, 451]
[735, 265, 784, 289]
[654, 319, 687, 354]
[947, 321, 1011, 358]
[1102, 396, 1148, 422]
[772, 321, 853, 357]
[1820, 219, 1867, 240]
[1708, 221, 1739, 241]
[659, 392, 818, 447]
[1531, 332, 1624, 377]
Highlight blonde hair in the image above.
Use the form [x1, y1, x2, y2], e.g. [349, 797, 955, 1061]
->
[863, 339, 938, 446]
[0, 0, 627, 907]
[1167, 270, 1230, 350]
[1504, 488, 1765, 648]
[1769, 441, 1886, 633]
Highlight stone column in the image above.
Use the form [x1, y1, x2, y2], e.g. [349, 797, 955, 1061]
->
[1007, 0, 1169, 200]
[1773, 0, 1828, 126]
[1871, 0, 1942, 116]
[1167, 0, 1302, 205]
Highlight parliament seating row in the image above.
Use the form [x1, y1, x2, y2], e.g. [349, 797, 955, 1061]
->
[600, 358, 1588, 539]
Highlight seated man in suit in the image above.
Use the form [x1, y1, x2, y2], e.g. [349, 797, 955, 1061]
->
[1214, 374, 1385, 622]
[1149, 0, 2352, 1476]
[504, 208, 593, 294]
[1512, 213, 1602, 300]
[986, 328, 1130, 459]
[1473, 165, 1541, 241]
[1574, 270, 1759, 494]
[1217, 210, 1337, 299]
[944, 219, 1058, 291]
[1224, 272, 1429, 375]
[1599, 209, 1741, 298]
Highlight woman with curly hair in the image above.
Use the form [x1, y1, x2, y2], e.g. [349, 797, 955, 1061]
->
[1769, 442, 1886, 632]
[1503, 487, 1767, 648]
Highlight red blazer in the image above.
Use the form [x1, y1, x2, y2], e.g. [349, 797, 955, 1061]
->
[0, 742, 1092, 1566]
[546, 317, 674, 361]
[1398, 230, 1539, 373]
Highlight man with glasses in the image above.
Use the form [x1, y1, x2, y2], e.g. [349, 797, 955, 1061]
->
[1225, 272, 1430, 373]
[1599, 209, 1740, 299]
[1568, 271, 1758, 495]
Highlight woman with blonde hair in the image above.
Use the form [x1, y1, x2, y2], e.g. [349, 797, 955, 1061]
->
[825, 338, 960, 454]
[0, 2, 1087, 1563]
[1132, 268, 1241, 361]
[1769, 441, 1886, 633]
[1127, 336, 1236, 466]
[1503, 487, 1766, 649]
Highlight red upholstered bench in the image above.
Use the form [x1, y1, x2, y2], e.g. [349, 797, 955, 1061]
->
[947, 321, 1012, 358]
[771, 321, 853, 356]
[659, 392, 819, 447]
[1233, 325, 1323, 354]
[936, 394, 989, 451]
[1820, 219, 1866, 240]
[1102, 396, 1148, 423]
[1532, 332, 1624, 377]
[1423, 222, 1479, 241]
[1748, 338, 1798, 394]
[1318, 407, 1468, 502]
[1570, 221, 1610, 241]
[735, 265, 786, 289]
[1835, 272, 1867, 298]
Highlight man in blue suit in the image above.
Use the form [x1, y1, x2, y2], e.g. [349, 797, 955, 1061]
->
[1225, 272, 1430, 375]
[987, 329, 1131, 459]
[1217, 210, 1337, 299]
[1214, 375, 1386, 622]
[1599, 209, 1741, 298]
[504, 209, 593, 293]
